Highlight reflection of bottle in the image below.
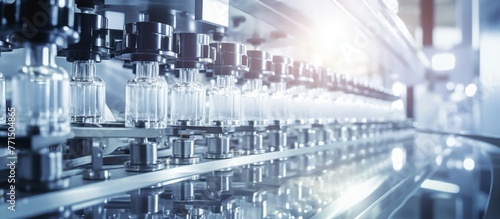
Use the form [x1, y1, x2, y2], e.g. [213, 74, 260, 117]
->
[171, 68, 206, 125]
[125, 61, 168, 128]
[12, 44, 71, 136]
[0, 73, 5, 123]
[208, 75, 241, 125]
[70, 60, 106, 123]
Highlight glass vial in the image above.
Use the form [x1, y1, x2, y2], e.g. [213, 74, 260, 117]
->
[0, 73, 5, 123]
[208, 75, 241, 126]
[170, 68, 206, 125]
[70, 60, 105, 123]
[12, 44, 71, 136]
[125, 61, 168, 129]
[241, 79, 268, 125]
[288, 85, 309, 122]
[268, 81, 290, 123]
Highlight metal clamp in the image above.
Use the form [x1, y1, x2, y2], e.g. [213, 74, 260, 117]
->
[83, 142, 111, 180]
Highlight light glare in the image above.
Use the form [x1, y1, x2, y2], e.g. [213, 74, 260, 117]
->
[432, 53, 456, 71]
[465, 83, 477, 97]
[421, 179, 460, 193]
[392, 82, 405, 96]
[391, 147, 406, 171]
[463, 158, 475, 171]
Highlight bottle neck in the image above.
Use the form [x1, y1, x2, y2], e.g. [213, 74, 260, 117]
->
[72, 60, 97, 78]
[135, 61, 159, 78]
[216, 75, 235, 88]
[245, 79, 263, 91]
[24, 44, 58, 67]
[270, 81, 287, 92]
[179, 68, 199, 83]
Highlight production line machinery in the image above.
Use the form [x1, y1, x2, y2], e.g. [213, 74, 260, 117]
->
[0, 0, 498, 218]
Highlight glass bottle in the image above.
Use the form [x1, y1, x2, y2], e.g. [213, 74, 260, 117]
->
[268, 81, 289, 123]
[170, 68, 206, 125]
[312, 87, 332, 122]
[12, 44, 71, 136]
[241, 78, 268, 125]
[208, 75, 241, 126]
[0, 73, 5, 123]
[289, 84, 309, 122]
[70, 60, 105, 123]
[125, 61, 168, 128]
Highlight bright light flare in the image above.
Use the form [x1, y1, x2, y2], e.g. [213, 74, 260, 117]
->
[391, 82, 405, 96]
[463, 158, 475, 171]
[391, 147, 406, 171]
[432, 53, 456, 71]
[465, 83, 477, 97]
[421, 179, 460, 193]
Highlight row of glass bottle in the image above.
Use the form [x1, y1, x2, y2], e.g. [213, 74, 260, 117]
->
[127, 64, 405, 128]
[127, 67, 405, 128]
[4, 44, 405, 137]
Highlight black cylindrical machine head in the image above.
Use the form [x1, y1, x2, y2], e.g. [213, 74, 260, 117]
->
[173, 33, 214, 69]
[244, 50, 273, 79]
[291, 61, 313, 86]
[59, 12, 120, 62]
[2, 0, 79, 48]
[120, 22, 177, 63]
[207, 42, 249, 76]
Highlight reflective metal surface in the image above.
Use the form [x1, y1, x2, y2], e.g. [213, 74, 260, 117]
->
[2, 132, 497, 218]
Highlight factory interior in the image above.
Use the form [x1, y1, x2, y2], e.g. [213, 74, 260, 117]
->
[0, 0, 499, 218]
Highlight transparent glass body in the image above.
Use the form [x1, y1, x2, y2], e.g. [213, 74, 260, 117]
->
[0, 73, 5, 123]
[70, 60, 105, 123]
[208, 75, 241, 126]
[170, 68, 206, 125]
[333, 93, 356, 123]
[268, 82, 290, 123]
[310, 87, 332, 122]
[12, 44, 71, 136]
[241, 79, 268, 125]
[288, 85, 310, 122]
[125, 61, 168, 129]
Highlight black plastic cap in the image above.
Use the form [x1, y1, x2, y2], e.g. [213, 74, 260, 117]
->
[173, 33, 214, 69]
[120, 22, 177, 63]
[244, 50, 273, 79]
[207, 42, 249, 76]
[2, 0, 79, 48]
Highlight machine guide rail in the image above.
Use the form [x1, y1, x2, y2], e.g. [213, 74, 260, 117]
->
[0, 130, 415, 218]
